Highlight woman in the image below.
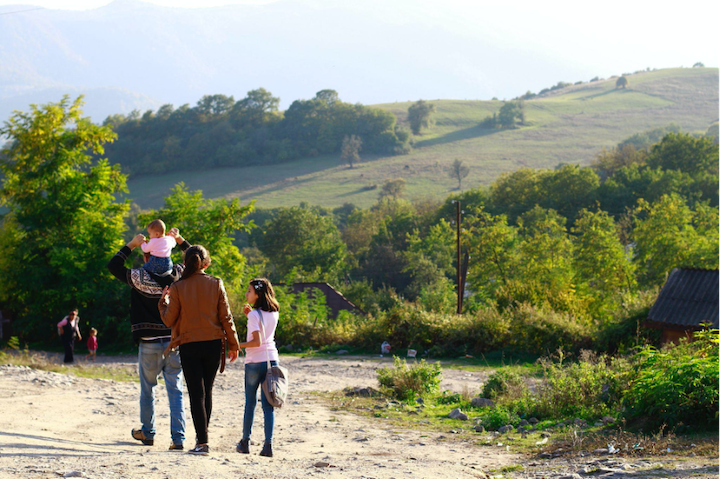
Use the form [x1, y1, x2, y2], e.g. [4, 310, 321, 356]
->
[236, 278, 280, 458]
[158, 245, 240, 456]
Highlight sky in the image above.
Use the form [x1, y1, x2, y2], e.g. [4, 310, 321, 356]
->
[1, 0, 717, 72]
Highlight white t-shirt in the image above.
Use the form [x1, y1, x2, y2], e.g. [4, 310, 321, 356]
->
[244, 309, 279, 364]
[140, 236, 176, 257]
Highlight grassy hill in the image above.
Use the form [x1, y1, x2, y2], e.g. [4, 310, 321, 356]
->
[126, 67, 718, 209]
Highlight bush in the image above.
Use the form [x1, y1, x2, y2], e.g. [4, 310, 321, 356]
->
[482, 369, 525, 400]
[622, 330, 719, 430]
[519, 350, 631, 420]
[376, 357, 442, 401]
[507, 303, 592, 355]
[476, 406, 521, 430]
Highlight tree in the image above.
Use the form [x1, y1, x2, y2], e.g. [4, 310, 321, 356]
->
[632, 195, 718, 286]
[448, 159, 470, 189]
[0, 96, 130, 343]
[379, 178, 406, 200]
[341, 134, 362, 168]
[616, 76, 628, 89]
[497, 101, 524, 128]
[314, 89, 340, 106]
[571, 209, 635, 297]
[138, 183, 254, 301]
[693, 62, 705, 68]
[646, 132, 718, 176]
[407, 100, 436, 135]
[260, 206, 348, 281]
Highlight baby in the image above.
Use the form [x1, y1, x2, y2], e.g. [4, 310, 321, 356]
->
[86, 328, 98, 362]
[141, 219, 177, 276]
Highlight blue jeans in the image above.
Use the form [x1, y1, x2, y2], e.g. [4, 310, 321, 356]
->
[243, 361, 277, 444]
[139, 339, 186, 445]
[142, 255, 172, 276]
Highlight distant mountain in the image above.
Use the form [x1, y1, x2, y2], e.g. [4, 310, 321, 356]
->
[1, 0, 628, 123]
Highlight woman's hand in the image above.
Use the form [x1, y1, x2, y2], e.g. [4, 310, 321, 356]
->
[228, 349, 239, 363]
[243, 303, 252, 316]
[161, 286, 171, 305]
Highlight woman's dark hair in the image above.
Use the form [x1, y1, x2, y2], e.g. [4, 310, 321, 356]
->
[180, 245, 211, 280]
[250, 278, 279, 312]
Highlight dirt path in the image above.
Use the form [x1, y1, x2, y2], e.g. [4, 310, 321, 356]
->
[0, 355, 717, 478]
[0, 355, 510, 478]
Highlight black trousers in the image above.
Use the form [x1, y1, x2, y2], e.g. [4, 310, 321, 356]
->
[62, 337, 75, 363]
[179, 339, 222, 445]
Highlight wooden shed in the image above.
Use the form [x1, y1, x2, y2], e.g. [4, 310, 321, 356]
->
[645, 268, 719, 344]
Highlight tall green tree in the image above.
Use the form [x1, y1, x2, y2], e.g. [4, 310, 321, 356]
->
[0, 96, 129, 342]
[260, 206, 348, 282]
[138, 183, 255, 301]
[407, 100, 436, 135]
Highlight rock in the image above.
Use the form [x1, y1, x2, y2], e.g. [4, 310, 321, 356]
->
[471, 397, 495, 408]
[313, 462, 330, 468]
[557, 475, 582, 479]
[594, 421, 604, 427]
[519, 419, 529, 426]
[593, 448, 609, 455]
[63, 472, 84, 478]
[416, 397, 424, 404]
[541, 432, 551, 438]
[539, 452, 552, 459]
[529, 417, 539, 424]
[516, 426, 525, 433]
[474, 425, 485, 433]
[602, 416, 616, 424]
[448, 408, 469, 421]
[497, 425, 513, 434]
[345, 387, 378, 397]
[336, 350, 349, 355]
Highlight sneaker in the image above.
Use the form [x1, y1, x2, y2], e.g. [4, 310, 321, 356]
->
[188, 444, 209, 456]
[236, 439, 249, 454]
[131, 428, 154, 446]
[169, 443, 184, 451]
[259, 442, 273, 458]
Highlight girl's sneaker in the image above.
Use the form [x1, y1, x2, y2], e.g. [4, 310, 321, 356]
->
[188, 444, 209, 456]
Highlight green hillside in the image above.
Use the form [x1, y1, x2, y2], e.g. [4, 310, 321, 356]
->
[126, 67, 718, 209]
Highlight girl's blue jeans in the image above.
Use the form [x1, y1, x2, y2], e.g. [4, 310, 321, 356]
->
[243, 360, 277, 444]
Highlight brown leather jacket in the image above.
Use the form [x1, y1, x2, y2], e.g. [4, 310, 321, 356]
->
[158, 272, 240, 354]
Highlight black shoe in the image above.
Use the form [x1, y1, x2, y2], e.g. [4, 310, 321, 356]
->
[188, 444, 209, 456]
[131, 428, 154, 446]
[169, 443, 184, 451]
[259, 442, 273, 457]
[236, 439, 249, 454]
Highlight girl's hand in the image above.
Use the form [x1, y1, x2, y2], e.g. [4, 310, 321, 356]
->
[228, 349, 239, 363]
[243, 303, 252, 316]
[161, 286, 171, 305]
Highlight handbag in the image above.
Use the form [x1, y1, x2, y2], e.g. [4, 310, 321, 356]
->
[256, 309, 289, 408]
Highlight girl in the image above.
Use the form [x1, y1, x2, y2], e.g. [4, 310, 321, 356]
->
[159, 245, 240, 456]
[236, 278, 280, 458]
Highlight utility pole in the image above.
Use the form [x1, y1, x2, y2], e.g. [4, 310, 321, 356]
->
[454, 200, 462, 314]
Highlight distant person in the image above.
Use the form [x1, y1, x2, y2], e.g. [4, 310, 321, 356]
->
[141, 220, 178, 277]
[57, 309, 82, 364]
[86, 328, 98, 362]
[159, 245, 240, 456]
[236, 278, 280, 458]
[107, 230, 189, 450]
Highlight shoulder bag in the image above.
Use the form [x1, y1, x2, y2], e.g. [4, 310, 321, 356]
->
[257, 309, 289, 408]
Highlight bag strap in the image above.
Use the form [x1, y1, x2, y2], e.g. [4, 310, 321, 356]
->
[256, 309, 272, 369]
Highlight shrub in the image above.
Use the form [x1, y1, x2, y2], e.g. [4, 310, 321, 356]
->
[476, 406, 521, 430]
[521, 350, 631, 420]
[622, 330, 719, 430]
[376, 357, 442, 401]
[507, 303, 592, 355]
[482, 369, 525, 400]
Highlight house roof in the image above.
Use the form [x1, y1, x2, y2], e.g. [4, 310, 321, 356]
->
[283, 282, 364, 318]
[647, 268, 719, 329]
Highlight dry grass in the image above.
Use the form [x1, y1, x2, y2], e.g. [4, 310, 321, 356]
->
[0, 350, 137, 382]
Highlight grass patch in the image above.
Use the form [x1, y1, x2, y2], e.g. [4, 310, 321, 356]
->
[0, 350, 137, 382]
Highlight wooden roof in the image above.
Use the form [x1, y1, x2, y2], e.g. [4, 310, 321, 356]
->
[647, 268, 719, 329]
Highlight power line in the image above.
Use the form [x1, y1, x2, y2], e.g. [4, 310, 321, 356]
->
[0, 7, 45, 16]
